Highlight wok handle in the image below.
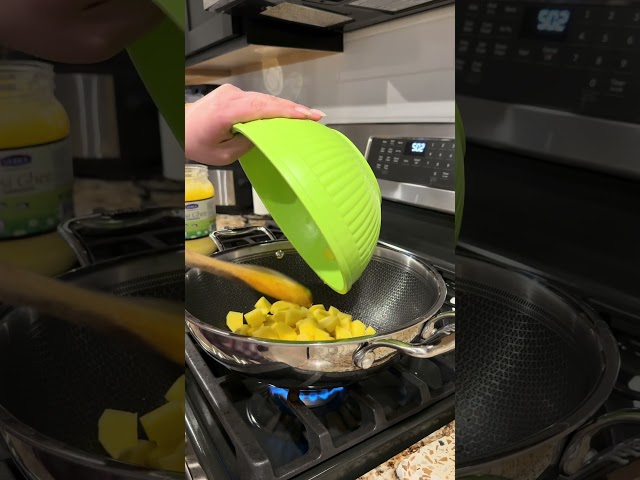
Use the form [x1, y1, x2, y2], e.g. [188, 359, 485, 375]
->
[353, 311, 455, 369]
[560, 408, 640, 479]
[210, 226, 277, 251]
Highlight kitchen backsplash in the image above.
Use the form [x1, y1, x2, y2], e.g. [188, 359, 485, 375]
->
[215, 5, 454, 124]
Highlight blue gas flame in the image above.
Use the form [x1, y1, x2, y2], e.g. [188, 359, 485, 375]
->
[269, 386, 344, 403]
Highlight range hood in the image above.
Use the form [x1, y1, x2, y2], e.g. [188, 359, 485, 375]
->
[205, 0, 452, 31]
[185, 0, 453, 81]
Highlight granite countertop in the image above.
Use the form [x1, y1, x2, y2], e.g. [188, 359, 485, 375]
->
[359, 422, 455, 480]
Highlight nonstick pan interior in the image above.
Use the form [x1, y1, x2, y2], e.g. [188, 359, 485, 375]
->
[456, 255, 617, 466]
[0, 260, 184, 455]
[186, 243, 444, 338]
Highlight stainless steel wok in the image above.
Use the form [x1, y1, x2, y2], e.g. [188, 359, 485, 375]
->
[185, 228, 455, 389]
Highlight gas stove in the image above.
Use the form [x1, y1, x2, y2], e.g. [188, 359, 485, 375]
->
[185, 205, 456, 480]
[185, 121, 457, 480]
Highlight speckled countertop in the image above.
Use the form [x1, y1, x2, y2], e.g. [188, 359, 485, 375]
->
[358, 421, 455, 480]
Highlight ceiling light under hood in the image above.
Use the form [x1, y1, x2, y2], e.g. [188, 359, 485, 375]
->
[260, 3, 353, 28]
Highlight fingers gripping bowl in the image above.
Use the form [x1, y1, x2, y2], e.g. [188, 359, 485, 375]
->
[185, 233, 455, 389]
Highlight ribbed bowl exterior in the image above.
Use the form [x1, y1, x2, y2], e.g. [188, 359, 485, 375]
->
[234, 119, 381, 293]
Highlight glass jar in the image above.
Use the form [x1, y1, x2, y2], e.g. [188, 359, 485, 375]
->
[0, 61, 72, 239]
[185, 164, 216, 239]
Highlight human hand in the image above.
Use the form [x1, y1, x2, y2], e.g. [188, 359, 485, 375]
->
[185, 84, 326, 166]
[0, 0, 163, 63]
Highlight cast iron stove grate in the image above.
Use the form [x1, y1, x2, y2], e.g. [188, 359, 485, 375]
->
[185, 331, 455, 480]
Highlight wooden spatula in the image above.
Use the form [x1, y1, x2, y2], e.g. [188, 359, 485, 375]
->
[0, 262, 183, 365]
[185, 249, 313, 307]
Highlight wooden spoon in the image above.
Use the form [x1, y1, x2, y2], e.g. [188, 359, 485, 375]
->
[185, 249, 313, 307]
[0, 262, 184, 365]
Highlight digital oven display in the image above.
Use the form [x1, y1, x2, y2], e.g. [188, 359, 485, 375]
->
[404, 140, 427, 155]
[521, 6, 572, 41]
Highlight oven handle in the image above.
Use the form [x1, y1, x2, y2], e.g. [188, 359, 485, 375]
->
[209, 226, 278, 252]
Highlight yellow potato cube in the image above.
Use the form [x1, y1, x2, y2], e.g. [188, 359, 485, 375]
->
[335, 326, 353, 340]
[314, 329, 332, 341]
[296, 317, 318, 329]
[299, 324, 318, 338]
[328, 306, 340, 316]
[118, 439, 156, 466]
[297, 332, 313, 341]
[313, 309, 330, 320]
[350, 320, 367, 337]
[273, 311, 287, 323]
[147, 444, 175, 469]
[270, 301, 295, 313]
[252, 325, 278, 339]
[318, 315, 339, 334]
[285, 309, 306, 326]
[309, 304, 326, 313]
[156, 440, 184, 472]
[164, 375, 185, 403]
[140, 402, 183, 448]
[260, 308, 270, 315]
[255, 296, 272, 311]
[364, 325, 376, 335]
[234, 325, 251, 335]
[247, 326, 258, 336]
[339, 317, 352, 330]
[226, 311, 244, 332]
[98, 409, 138, 459]
[274, 322, 297, 340]
[300, 306, 309, 314]
[244, 308, 266, 328]
[337, 312, 352, 321]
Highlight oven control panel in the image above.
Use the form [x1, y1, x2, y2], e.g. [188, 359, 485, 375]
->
[456, 1, 640, 123]
[367, 137, 455, 190]
[365, 136, 455, 213]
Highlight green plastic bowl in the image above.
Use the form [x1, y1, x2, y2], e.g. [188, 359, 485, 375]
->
[233, 118, 381, 294]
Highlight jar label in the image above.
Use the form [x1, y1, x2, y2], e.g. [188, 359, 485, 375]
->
[0, 138, 73, 239]
[185, 198, 216, 239]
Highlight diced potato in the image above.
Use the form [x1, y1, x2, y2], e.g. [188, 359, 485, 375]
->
[350, 320, 366, 337]
[255, 296, 272, 311]
[273, 322, 297, 340]
[270, 301, 295, 313]
[147, 444, 175, 469]
[118, 439, 156, 466]
[337, 312, 352, 321]
[335, 326, 353, 340]
[234, 325, 251, 335]
[156, 440, 184, 472]
[314, 329, 332, 341]
[297, 332, 313, 341]
[309, 304, 326, 313]
[300, 306, 309, 314]
[328, 306, 340, 316]
[312, 309, 329, 320]
[140, 402, 183, 448]
[364, 325, 376, 336]
[318, 315, 339, 334]
[98, 409, 138, 459]
[244, 308, 266, 327]
[226, 311, 244, 332]
[260, 308, 270, 315]
[339, 317, 352, 330]
[247, 326, 258, 336]
[165, 375, 185, 403]
[252, 325, 278, 339]
[273, 311, 287, 323]
[285, 309, 306, 326]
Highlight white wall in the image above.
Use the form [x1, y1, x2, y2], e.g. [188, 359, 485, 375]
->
[218, 5, 454, 124]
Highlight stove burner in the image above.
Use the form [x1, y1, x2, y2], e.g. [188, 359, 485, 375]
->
[269, 386, 345, 407]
